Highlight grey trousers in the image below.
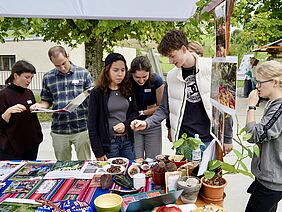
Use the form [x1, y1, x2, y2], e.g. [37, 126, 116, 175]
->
[51, 130, 91, 161]
[134, 125, 162, 159]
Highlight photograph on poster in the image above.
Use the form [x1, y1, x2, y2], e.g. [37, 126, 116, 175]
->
[210, 57, 237, 116]
[215, 1, 226, 57]
[211, 105, 225, 146]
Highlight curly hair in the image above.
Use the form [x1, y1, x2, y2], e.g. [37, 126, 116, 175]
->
[157, 30, 189, 56]
[96, 60, 132, 97]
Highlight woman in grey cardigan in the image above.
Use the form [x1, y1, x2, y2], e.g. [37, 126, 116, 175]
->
[245, 60, 282, 212]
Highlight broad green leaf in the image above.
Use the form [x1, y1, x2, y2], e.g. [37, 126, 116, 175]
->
[208, 160, 222, 171]
[253, 145, 260, 157]
[239, 127, 246, 135]
[204, 170, 215, 180]
[238, 169, 254, 179]
[247, 148, 253, 158]
[221, 162, 237, 173]
[233, 149, 244, 159]
[181, 133, 187, 139]
[243, 133, 252, 141]
[173, 138, 184, 149]
[239, 161, 248, 171]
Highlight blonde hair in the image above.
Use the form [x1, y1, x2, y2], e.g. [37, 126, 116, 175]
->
[187, 41, 204, 56]
[254, 60, 282, 87]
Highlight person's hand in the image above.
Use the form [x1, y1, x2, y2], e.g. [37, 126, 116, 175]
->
[223, 143, 233, 156]
[130, 120, 147, 131]
[248, 89, 259, 106]
[2, 104, 27, 123]
[8, 104, 27, 113]
[167, 128, 173, 142]
[113, 123, 125, 134]
[96, 155, 108, 161]
[29, 103, 41, 111]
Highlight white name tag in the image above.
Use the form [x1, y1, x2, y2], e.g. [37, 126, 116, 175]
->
[72, 80, 80, 85]
[144, 89, 151, 93]
[27, 100, 32, 104]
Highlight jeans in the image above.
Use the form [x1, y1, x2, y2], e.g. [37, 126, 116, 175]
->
[245, 180, 282, 212]
[106, 135, 135, 160]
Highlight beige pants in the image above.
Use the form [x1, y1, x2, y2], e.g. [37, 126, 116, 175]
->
[51, 130, 91, 161]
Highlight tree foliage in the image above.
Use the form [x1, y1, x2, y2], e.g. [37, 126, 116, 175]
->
[232, 0, 282, 45]
[0, 1, 212, 79]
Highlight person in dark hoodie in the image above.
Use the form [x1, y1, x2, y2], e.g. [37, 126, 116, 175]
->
[245, 60, 282, 212]
[0, 60, 43, 160]
[88, 53, 138, 161]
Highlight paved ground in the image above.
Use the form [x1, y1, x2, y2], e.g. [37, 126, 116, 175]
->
[37, 97, 282, 212]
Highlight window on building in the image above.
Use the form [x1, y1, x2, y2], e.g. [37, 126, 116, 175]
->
[0, 55, 16, 71]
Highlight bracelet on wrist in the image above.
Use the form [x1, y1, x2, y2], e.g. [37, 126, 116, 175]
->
[248, 106, 256, 111]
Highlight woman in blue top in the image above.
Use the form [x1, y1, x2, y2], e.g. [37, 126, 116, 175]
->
[129, 56, 165, 159]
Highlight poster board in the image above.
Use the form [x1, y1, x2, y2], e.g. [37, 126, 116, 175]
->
[215, 1, 226, 57]
[210, 56, 237, 144]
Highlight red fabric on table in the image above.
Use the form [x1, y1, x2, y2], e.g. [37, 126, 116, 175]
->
[51, 179, 75, 201]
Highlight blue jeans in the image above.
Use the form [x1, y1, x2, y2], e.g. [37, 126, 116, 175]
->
[106, 135, 135, 160]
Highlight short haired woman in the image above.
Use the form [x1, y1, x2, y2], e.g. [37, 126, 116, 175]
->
[0, 60, 43, 160]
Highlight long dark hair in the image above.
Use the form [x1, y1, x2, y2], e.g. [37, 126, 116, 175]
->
[5, 60, 36, 85]
[96, 59, 132, 97]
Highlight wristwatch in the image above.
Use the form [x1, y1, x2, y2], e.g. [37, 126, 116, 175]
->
[139, 110, 145, 116]
[248, 106, 256, 111]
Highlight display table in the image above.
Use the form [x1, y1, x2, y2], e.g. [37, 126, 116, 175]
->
[0, 160, 211, 211]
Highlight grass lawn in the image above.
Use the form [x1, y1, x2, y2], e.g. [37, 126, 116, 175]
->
[34, 93, 52, 122]
[237, 80, 244, 88]
[159, 56, 174, 74]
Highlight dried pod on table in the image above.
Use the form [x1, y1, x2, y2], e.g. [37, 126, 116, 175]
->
[100, 174, 112, 190]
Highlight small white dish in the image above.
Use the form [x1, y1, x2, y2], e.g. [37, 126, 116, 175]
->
[127, 164, 140, 178]
[107, 157, 129, 167]
[103, 164, 125, 175]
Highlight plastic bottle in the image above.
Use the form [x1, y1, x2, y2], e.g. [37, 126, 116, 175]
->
[192, 134, 202, 162]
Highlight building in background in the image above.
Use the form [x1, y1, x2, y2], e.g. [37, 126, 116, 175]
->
[0, 37, 136, 90]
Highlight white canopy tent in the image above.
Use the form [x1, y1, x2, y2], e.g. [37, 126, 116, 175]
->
[0, 0, 198, 21]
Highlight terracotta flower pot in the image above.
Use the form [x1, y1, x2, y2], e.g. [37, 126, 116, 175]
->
[200, 177, 227, 200]
[201, 192, 226, 206]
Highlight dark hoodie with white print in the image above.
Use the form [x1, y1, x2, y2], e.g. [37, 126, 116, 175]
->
[246, 98, 282, 191]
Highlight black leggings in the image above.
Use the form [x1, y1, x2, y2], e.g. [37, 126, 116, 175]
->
[245, 180, 282, 212]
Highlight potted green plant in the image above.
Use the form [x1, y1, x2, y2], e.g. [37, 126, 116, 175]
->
[172, 133, 206, 160]
[172, 133, 206, 204]
[201, 116, 260, 205]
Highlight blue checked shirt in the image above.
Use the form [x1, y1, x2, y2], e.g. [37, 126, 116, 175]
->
[41, 63, 93, 134]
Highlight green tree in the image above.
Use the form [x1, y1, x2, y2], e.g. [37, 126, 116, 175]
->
[0, 1, 212, 79]
[232, 0, 282, 45]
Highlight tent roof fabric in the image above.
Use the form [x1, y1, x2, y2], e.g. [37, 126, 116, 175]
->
[0, 0, 198, 21]
[252, 39, 282, 53]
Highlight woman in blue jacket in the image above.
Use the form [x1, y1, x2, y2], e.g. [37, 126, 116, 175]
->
[88, 53, 138, 161]
[129, 56, 164, 159]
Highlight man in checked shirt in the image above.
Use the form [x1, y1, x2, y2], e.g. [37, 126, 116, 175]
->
[31, 46, 93, 161]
